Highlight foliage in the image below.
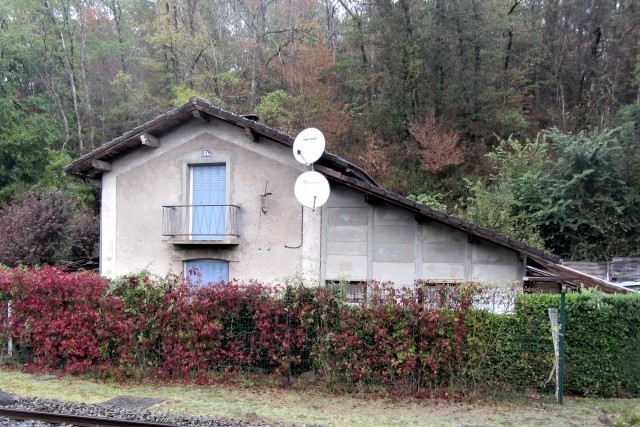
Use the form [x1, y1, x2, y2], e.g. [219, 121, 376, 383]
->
[170, 84, 206, 107]
[515, 291, 640, 397]
[38, 151, 96, 206]
[408, 112, 462, 174]
[456, 128, 640, 258]
[453, 134, 548, 250]
[311, 282, 474, 390]
[153, 280, 308, 381]
[461, 309, 553, 393]
[0, 267, 130, 374]
[457, 179, 547, 250]
[407, 193, 447, 213]
[1, 268, 639, 397]
[256, 90, 292, 127]
[486, 133, 551, 184]
[106, 271, 173, 373]
[0, 0, 638, 261]
[357, 134, 388, 183]
[519, 128, 638, 259]
[0, 188, 98, 267]
[276, 40, 353, 147]
[612, 102, 640, 194]
[0, 97, 65, 200]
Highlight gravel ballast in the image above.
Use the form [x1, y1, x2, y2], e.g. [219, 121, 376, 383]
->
[0, 392, 325, 427]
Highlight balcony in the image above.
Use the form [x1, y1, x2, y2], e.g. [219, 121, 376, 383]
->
[162, 204, 240, 245]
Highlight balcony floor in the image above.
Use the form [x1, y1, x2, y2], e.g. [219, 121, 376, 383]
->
[164, 236, 240, 246]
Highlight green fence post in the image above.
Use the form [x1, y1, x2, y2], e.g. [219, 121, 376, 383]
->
[558, 287, 566, 404]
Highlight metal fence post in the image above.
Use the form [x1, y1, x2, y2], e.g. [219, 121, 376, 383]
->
[4, 301, 12, 358]
[558, 288, 566, 404]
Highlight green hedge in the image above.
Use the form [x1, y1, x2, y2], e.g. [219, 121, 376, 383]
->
[459, 292, 640, 397]
[510, 292, 640, 397]
[461, 310, 554, 394]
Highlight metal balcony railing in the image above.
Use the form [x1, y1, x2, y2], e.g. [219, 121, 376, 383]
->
[162, 205, 240, 240]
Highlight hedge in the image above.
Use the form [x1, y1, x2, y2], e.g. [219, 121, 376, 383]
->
[514, 292, 640, 397]
[0, 267, 638, 396]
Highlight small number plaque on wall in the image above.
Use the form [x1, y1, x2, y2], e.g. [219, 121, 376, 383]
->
[202, 149, 211, 157]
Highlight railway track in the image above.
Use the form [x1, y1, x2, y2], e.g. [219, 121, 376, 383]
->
[0, 408, 186, 427]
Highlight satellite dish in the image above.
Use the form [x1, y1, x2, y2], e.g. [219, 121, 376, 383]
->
[294, 171, 330, 210]
[293, 128, 325, 165]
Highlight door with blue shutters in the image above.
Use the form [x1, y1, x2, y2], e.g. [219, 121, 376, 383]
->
[185, 259, 229, 285]
[191, 164, 226, 240]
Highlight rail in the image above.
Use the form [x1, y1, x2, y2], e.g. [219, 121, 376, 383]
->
[162, 204, 239, 239]
[0, 407, 185, 427]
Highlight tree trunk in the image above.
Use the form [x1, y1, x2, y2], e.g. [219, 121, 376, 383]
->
[107, 0, 127, 73]
[400, 0, 417, 116]
[42, 0, 83, 151]
[80, 26, 94, 149]
[46, 77, 71, 149]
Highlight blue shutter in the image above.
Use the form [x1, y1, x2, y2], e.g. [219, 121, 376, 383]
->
[185, 259, 229, 285]
[192, 165, 226, 240]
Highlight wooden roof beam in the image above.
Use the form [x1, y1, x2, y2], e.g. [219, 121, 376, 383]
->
[192, 109, 209, 123]
[91, 160, 112, 172]
[244, 127, 259, 142]
[523, 276, 577, 282]
[415, 213, 430, 224]
[365, 194, 384, 205]
[140, 133, 159, 148]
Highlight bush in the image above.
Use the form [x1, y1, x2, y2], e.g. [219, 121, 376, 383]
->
[514, 291, 640, 397]
[0, 267, 132, 374]
[461, 307, 554, 395]
[311, 282, 472, 390]
[1, 268, 639, 397]
[0, 189, 98, 267]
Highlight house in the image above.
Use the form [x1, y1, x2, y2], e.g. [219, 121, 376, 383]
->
[65, 97, 631, 294]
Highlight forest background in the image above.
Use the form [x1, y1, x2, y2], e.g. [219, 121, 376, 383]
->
[0, 0, 638, 267]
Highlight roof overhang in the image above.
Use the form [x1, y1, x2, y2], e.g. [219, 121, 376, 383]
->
[64, 97, 378, 186]
[526, 261, 635, 294]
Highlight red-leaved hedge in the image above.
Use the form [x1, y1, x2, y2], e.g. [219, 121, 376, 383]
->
[0, 268, 321, 381]
[0, 267, 521, 393]
[0, 267, 133, 374]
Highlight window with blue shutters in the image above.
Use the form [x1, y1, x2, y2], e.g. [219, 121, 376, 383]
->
[185, 259, 229, 285]
[191, 164, 226, 240]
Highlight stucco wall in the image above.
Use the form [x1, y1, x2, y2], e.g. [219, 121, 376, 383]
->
[100, 118, 321, 283]
[100, 118, 522, 286]
[322, 186, 522, 286]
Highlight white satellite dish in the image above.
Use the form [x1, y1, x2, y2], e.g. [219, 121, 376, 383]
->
[293, 128, 325, 165]
[294, 171, 330, 210]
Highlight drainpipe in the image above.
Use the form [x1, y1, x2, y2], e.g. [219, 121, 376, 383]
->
[285, 206, 304, 249]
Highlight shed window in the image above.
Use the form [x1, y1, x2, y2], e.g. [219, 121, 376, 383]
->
[185, 259, 229, 285]
[327, 281, 367, 304]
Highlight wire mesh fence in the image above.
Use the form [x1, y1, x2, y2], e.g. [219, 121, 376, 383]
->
[7, 271, 638, 400]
